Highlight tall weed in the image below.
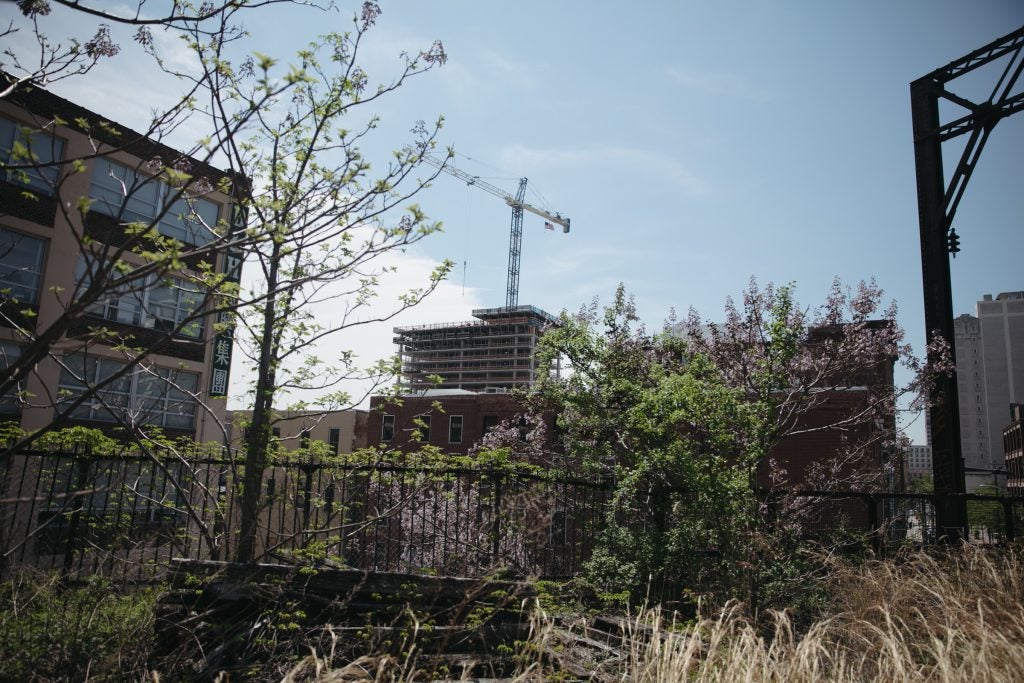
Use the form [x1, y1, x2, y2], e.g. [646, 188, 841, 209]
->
[0, 571, 157, 682]
[516, 544, 1024, 682]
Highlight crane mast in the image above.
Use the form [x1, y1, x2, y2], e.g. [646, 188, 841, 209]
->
[423, 155, 570, 309]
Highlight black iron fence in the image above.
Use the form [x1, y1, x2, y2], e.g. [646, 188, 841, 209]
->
[0, 447, 611, 582]
[2, 446, 1022, 583]
[781, 489, 1024, 551]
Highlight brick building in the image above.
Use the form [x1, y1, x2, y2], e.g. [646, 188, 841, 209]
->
[366, 389, 548, 455]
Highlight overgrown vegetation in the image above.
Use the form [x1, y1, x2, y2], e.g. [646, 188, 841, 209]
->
[0, 571, 158, 682]
[517, 543, 1024, 682]
[524, 281, 946, 612]
[1, 510, 1021, 680]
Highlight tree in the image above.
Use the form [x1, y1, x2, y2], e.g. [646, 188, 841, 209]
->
[1, 0, 316, 99]
[0, 1, 326, 450]
[528, 280, 948, 609]
[211, 20, 451, 562]
[528, 286, 758, 599]
[681, 278, 927, 493]
[0, 2, 453, 566]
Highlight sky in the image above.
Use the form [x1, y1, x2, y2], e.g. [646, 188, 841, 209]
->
[3, 1, 1023, 442]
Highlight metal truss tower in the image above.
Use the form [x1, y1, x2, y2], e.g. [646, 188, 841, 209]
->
[910, 24, 1024, 539]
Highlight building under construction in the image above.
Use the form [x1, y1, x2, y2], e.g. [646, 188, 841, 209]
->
[394, 305, 558, 393]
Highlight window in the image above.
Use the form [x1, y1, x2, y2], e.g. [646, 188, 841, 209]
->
[328, 427, 341, 454]
[89, 158, 220, 246]
[417, 415, 431, 442]
[300, 429, 311, 449]
[482, 415, 500, 435]
[0, 341, 21, 414]
[57, 355, 198, 429]
[0, 116, 64, 195]
[76, 257, 206, 339]
[449, 415, 463, 443]
[0, 229, 46, 304]
[381, 414, 395, 441]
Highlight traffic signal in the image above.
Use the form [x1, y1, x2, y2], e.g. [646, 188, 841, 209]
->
[947, 228, 961, 257]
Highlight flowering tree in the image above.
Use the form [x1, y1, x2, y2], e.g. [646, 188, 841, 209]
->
[528, 280, 948, 609]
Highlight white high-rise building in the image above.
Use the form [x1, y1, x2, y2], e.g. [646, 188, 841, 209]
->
[905, 444, 932, 482]
[953, 291, 1024, 490]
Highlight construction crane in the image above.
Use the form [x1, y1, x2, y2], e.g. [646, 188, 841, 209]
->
[423, 154, 570, 309]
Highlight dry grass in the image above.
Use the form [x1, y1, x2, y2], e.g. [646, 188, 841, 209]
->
[143, 543, 1024, 681]
[514, 543, 1024, 683]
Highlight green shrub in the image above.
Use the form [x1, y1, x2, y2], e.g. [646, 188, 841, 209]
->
[0, 571, 158, 682]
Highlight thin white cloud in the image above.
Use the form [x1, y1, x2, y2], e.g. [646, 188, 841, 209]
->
[480, 49, 535, 89]
[500, 144, 710, 198]
[665, 66, 768, 102]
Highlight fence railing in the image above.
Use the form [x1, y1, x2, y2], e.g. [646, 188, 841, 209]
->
[780, 489, 1024, 551]
[2, 447, 1022, 583]
[0, 448, 611, 582]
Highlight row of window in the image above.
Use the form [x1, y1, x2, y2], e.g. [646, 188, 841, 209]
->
[381, 414, 466, 444]
[1, 115, 220, 246]
[76, 256, 206, 339]
[1, 227, 207, 339]
[0, 343, 198, 429]
[242, 426, 344, 453]
[57, 355, 198, 429]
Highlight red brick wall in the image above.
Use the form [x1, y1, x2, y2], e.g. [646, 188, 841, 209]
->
[367, 394, 549, 455]
[767, 389, 886, 491]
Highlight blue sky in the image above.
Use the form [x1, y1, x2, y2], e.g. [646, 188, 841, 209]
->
[4, 1, 1022, 441]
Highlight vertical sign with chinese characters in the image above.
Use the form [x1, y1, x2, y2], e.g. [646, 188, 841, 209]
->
[208, 197, 245, 398]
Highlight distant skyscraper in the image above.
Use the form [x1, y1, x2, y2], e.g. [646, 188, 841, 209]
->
[905, 444, 932, 482]
[953, 291, 1024, 490]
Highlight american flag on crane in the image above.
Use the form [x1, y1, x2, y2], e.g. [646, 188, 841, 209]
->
[544, 222, 554, 231]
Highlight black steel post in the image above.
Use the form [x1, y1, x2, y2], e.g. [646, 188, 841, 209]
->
[910, 76, 968, 540]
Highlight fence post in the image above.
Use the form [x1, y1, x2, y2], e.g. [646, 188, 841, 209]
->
[62, 447, 92, 576]
[300, 464, 314, 548]
[1003, 498, 1016, 542]
[491, 470, 502, 567]
[866, 493, 881, 555]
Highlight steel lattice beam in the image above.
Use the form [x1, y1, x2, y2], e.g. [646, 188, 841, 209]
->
[506, 179, 527, 309]
[910, 24, 1024, 540]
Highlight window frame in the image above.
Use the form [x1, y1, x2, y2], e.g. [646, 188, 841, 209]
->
[415, 414, 431, 443]
[0, 116, 65, 196]
[448, 415, 463, 444]
[482, 415, 500, 435]
[57, 355, 199, 429]
[89, 157, 220, 246]
[381, 414, 395, 442]
[0, 228, 47, 305]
